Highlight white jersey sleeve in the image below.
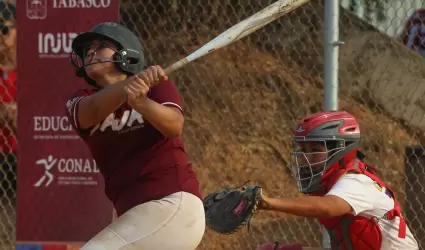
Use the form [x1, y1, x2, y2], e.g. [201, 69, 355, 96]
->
[325, 173, 392, 216]
[325, 173, 419, 250]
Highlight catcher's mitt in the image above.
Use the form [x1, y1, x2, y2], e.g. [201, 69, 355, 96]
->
[203, 183, 268, 234]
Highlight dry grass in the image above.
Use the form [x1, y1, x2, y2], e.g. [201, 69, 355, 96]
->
[120, 1, 423, 249]
[4, 1, 423, 250]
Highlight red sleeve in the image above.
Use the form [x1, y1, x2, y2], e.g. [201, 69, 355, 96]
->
[148, 80, 184, 114]
[65, 89, 96, 134]
[0, 69, 17, 103]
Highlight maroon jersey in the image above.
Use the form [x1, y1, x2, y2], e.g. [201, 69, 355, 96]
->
[65, 80, 202, 216]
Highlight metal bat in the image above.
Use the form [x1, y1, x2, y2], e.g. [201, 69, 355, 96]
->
[164, 0, 310, 75]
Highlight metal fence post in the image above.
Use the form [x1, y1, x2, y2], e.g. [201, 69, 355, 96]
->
[324, 0, 343, 112]
[323, 0, 343, 247]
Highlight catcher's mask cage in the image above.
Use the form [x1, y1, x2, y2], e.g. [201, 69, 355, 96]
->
[70, 22, 146, 87]
[290, 111, 361, 194]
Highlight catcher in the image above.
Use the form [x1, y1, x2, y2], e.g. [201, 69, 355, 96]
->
[204, 111, 419, 250]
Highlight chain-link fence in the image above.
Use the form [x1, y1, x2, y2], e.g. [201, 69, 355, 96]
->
[120, 0, 425, 248]
[337, 0, 425, 248]
[3, 0, 425, 249]
[0, 1, 17, 249]
[120, 0, 329, 248]
[118, 0, 425, 249]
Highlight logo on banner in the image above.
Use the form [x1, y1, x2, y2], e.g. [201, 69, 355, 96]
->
[34, 155, 100, 187]
[34, 155, 56, 187]
[38, 32, 79, 58]
[33, 116, 79, 140]
[53, 0, 111, 8]
[17, 0, 119, 241]
[26, 0, 47, 20]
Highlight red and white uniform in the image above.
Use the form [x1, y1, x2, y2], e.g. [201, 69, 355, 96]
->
[257, 111, 419, 250]
[325, 171, 418, 249]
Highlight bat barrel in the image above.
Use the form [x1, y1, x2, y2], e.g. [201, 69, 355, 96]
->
[162, 0, 310, 75]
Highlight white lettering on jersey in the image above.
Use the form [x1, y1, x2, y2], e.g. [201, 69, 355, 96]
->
[90, 109, 144, 136]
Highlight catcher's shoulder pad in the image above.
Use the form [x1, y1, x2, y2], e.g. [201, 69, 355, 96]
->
[203, 185, 263, 234]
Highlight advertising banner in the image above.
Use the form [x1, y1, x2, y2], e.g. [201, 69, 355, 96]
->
[16, 0, 119, 243]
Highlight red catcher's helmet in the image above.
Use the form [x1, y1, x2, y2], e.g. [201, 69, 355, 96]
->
[291, 111, 360, 194]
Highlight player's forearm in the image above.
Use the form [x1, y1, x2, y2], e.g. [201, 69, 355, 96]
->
[78, 82, 127, 129]
[131, 98, 184, 138]
[262, 196, 335, 218]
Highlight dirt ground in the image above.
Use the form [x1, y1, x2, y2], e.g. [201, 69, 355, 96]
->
[120, 1, 424, 249]
[4, 1, 424, 249]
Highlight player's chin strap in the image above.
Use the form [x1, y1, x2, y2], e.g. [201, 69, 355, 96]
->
[76, 59, 122, 77]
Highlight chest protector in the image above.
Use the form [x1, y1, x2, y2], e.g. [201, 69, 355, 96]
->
[317, 159, 406, 250]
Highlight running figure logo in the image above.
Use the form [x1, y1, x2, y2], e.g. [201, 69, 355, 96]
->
[34, 155, 57, 187]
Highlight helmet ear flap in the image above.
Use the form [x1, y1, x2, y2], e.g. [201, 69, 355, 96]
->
[114, 50, 123, 60]
[115, 49, 143, 75]
[114, 49, 131, 74]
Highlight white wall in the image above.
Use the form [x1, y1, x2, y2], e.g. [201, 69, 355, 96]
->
[340, 0, 425, 37]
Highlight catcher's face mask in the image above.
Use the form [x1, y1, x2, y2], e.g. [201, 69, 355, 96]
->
[290, 139, 345, 193]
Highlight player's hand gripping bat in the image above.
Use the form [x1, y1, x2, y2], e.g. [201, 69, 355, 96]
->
[163, 0, 310, 75]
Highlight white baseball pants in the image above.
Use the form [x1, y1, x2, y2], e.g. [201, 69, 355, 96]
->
[80, 192, 205, 250]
